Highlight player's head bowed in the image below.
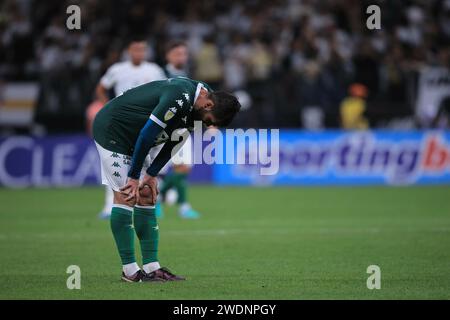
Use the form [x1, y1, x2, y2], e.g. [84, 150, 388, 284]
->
[193, 89, 241, 127]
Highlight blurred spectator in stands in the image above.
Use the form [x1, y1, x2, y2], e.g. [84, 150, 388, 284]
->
[1, 1, 32, 79]
[352, 40, 380, 100]
[340, 83, 369, 130]
[432, 96, 450, 128]
[0, 0, 448, 131]
[223, 33, 250, 91]
[164, 40, 190, 77]
[193, 35, 223, 89]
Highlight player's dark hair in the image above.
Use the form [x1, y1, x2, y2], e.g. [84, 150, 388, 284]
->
[209, 91, 241, 127]
[165, 40, 187, 54]
[128, 35, 147, 46]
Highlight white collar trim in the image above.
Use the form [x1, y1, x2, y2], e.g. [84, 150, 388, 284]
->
[193, 83, 205, 105]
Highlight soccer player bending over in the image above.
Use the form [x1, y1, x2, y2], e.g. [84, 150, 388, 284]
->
[92, 77, 240, 282]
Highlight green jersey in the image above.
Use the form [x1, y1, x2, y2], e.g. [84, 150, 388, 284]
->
[93, 77, 210, 156]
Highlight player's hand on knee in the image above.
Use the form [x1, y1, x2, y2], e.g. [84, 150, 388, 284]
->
[139, 174, 159, 205]
[120, 178, 140, 203]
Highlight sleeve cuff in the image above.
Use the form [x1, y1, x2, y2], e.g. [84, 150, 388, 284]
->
[150, 114, 167, 128]
[100, 78, 113, 90]
[146, 166, 158, 177]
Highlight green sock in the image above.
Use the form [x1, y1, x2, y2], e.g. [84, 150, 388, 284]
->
[110, 206, 136, 265]
[134, 206, 159, 264]
[174, 172, 188, 204]
[160, 174, 175, 197]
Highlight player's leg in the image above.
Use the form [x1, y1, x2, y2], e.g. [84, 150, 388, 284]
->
[159, 173, 175, 201]
[149, 144, 166, 218]
[135, 188, 185, 281]
[134, 154, 162, 274]
[86, 101, 112, 220]
[136, 147, 185, 281]
[98, 186, 114, 219]
[94, 142, 144, 282]
[134, 195, 160, 277]
[111, 192, 142, 282]
[133, 154, 163, 279]
[171, 136, 200, 219]
[133, 202, 160, 274]
[170, 165, 199, 219]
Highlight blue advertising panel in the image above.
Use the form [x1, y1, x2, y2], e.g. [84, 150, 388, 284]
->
[1, 131, 449, 187]
[213, 130, 450, 186]
[0, 135, 101, 187]
[0, 135, 212, 188]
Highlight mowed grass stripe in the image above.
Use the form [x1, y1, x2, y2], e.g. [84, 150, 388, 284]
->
[0, 186, 449, 299]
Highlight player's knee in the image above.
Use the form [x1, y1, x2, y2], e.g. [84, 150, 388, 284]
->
[114, 191, 136, 207]
[138, 188, 154, 206]
[125, 198, 137, 207]
[137, 198, 153, 207]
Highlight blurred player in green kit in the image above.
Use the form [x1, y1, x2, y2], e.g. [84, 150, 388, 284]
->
[158, 41, 201, 219]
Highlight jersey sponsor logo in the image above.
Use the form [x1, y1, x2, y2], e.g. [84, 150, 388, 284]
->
[155, 131, 169, 145]
[164, 107, 177, 121]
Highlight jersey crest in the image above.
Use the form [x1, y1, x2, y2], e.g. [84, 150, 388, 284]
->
[164, 107, 177, 121]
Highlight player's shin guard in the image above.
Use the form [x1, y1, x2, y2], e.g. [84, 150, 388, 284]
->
[134, 205, 159, 266]
[110, 205, 136, 265]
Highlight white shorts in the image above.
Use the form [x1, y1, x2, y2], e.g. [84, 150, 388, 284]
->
[95, 136, 193, 191]
[95, 142, 164, 191]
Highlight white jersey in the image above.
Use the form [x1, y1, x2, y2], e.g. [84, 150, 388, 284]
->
[100, 60, 166, 96]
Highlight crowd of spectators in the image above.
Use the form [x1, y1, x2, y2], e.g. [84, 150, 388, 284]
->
[1, 0, 449, 131]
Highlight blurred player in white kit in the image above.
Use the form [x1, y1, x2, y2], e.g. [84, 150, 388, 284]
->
[156, 41, 201, 219]
[87, 38, 200, 219]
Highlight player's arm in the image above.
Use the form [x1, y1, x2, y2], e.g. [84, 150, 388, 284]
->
[127, 88, 184, 179]
[95, 83, 110, 105]
[127, 119, 164, 180]
[153, 64, 168, 81]
[96, 65, 117, 104]
[146, 132, 188, 177]
[120, 118, 163, 203]
[122, 87, 186, 202]
[136, 131, 188, 205]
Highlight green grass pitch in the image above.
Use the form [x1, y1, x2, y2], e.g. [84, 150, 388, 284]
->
[0, 186, 449, 299]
